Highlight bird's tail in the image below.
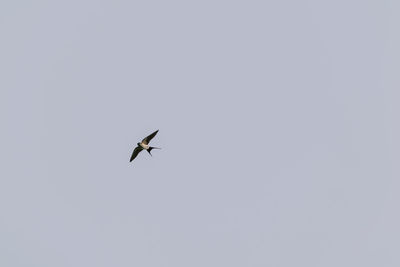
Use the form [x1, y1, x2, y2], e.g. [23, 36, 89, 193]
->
[147, 146, 161, 156]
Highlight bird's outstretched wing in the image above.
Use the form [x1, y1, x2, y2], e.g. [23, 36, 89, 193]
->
[130, 146, 143, 162]
[142, 130, 159, 145]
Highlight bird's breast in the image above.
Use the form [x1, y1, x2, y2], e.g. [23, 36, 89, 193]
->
[140, 143, 149, 149]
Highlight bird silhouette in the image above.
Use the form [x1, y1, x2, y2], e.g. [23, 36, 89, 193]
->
[130, 130, 161, 162]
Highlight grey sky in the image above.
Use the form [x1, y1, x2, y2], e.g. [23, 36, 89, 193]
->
[1, 0, 399, 266]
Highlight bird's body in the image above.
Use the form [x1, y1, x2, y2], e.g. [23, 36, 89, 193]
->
[139, 143, 150, 150]
[130, 130, 160, 162]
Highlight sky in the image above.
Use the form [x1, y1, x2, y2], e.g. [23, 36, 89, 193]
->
[1, 0, 400, 266]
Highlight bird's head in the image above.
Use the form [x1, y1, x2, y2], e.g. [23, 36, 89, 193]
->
[137, 142, 140, 146]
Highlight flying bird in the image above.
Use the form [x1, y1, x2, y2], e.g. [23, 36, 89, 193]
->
[130, 130, 161, 162]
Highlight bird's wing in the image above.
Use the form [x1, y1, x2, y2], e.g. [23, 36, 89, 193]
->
[130, 146, 143, 162]
[142, 130, 159, 145]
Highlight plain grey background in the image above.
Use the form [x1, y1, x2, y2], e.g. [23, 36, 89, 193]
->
[1, 0, 399, 266]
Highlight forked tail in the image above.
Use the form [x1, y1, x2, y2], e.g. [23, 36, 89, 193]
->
[147, 146, 161, 156]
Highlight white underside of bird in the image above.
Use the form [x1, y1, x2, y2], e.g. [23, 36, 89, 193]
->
[140, 143, 149, 149]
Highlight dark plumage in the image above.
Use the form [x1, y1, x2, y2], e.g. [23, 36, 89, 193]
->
[130, 130, 160, 162]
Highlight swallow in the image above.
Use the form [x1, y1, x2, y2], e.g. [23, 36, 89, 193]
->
[130, 130, 161, 162]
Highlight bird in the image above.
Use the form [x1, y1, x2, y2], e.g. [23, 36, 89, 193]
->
[130, 130, 161, 162]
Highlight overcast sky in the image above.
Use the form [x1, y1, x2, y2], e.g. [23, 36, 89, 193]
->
[1, 1, 400, 266]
